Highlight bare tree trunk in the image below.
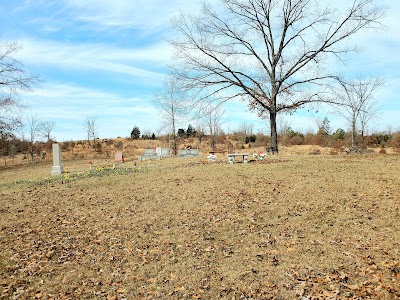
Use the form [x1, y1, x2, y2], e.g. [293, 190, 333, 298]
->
[30, 145, 34, 162]
[360, 128, 365, 146]
[270, 111, 278, 153]
[351, 114, 356, 148]
[172, 118, 177, 156]
[84, 116, 97, 148]
[211, 134, 216, 150]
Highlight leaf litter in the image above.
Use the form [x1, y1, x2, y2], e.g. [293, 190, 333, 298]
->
[0, 155, 399, 299]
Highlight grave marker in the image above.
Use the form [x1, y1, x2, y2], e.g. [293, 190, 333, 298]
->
[115, 151, 123, 163]
[139, 149, 158, 161]
[161, 148, 170, 157]
[50, 143, 64, 176]
[156, 147, 162, 158]
[178, 149, 200, 158]
[139, 148, 170, 161]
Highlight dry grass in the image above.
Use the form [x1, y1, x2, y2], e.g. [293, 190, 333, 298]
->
[0, 153, 399, 299]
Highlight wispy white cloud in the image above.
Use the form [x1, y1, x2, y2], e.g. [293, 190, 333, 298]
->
[61, 0, 205, 33]
[41, 25, 61, 32]
[14, 38, 170, 80]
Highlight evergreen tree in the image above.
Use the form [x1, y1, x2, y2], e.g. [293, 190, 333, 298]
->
[319, 117, 331, 136]
[317, 117, 331, 146]
[186, 124, 196, 137]
[332, 128, 346, 140]
[177, 128, 186, 138]
[130, 126, 140, 139]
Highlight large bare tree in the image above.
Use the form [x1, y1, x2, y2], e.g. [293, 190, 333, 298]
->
[202, 104, 226, 149]
[336, 78, 382, 148]
[1, 42, 38, 138]
[358, 94, 380, 140]
[153, 77, 189, 156]
[84, 116, 98, 147]
[26, 115, 43, 161]
[40, 120, 56, 142]
[170, 0, 385, 152]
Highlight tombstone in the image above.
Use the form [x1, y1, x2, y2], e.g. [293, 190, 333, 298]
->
[138, 148, 171, 161]
[50, 143, 64, 176]
[207, 153, 217, 162]
[156, 147, 162, 159]
[115, 151, 124, 163]
[138, 149, 158, 161]
[178, 149, 200, 158]
[161, 148, 170, 157]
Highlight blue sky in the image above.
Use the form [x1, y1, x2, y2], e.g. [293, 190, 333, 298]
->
[1, 0, 399, 141]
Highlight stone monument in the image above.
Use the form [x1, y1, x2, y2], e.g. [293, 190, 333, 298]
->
[178, 149, 200, 158]
[115, 151, 124, 163]
[50, 143, 64, 176]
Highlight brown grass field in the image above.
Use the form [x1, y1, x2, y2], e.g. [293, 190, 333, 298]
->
[0, 151, 399, 299]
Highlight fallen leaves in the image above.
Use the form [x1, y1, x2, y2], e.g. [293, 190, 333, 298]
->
[1, 155, 399, 299]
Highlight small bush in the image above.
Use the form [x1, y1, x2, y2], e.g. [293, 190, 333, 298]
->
[114, 141, 123, 149]
[309, 148, 321, 155]
[61, 141, 75, 151]
[389, 132, 400, 149]
[328, 148, 338, 155]
[331, 139, 345, 150]
[94, 143, 102, 153]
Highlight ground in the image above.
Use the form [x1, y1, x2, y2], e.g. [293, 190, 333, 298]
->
[0, 153, 399, 299]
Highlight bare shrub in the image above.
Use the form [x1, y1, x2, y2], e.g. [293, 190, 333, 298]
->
[309, 148, 321, 155]
[114, 140, 123, 149]
[328, 148, 338, 155]
[389, 132, 400, 150]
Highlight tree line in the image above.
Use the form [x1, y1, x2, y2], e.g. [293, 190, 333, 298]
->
[1, 121, 399, 164]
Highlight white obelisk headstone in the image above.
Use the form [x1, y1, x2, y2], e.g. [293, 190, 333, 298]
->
[50, 143, 64, 176]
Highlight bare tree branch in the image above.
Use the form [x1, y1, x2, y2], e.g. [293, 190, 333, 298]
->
[26, 115, 44, 161]
[40, 121, 56, 142]
[153, 76, 190, 155]
[1, 42, 40, 137]
[334, 77, 383, 148]
[83, 116, 98, 148]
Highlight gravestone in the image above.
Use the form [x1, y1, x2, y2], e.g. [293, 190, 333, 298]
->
[138, 149, 158, 161]
[50, 143, 64, 176]
[115, 151, 123, 163]
[139, 148, 171, 161]
[156, 147, 162, 158]
[178, 149, 200, 158]
[161, 148, 170, 157]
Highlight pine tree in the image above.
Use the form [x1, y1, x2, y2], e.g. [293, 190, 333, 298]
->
[130, 126, 140, 139]
[186, 124, 196, 137]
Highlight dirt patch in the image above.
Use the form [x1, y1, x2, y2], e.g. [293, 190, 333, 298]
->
[0, 155, 399, 299]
